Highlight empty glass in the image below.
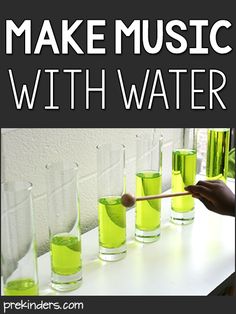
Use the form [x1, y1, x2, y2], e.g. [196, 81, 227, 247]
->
[135, 131, 163, 242]
[97, 144, 126, 261]
[1, 181, 39, 296]
[171, 128, 197, 224]
[46, 161, 82, 291]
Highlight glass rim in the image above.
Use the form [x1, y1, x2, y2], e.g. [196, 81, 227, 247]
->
[45, 160, 79, 171]
[1, 181, 33, 193]
[208, 128, 230, 131]
[96, 143, 126, 150]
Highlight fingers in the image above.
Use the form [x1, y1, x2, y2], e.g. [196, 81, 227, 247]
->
[184, 180, 234, 216]
[185, 184, 212, 200]
[196, 180, 214, 187]
[195, 180, 223, 188]
[196, 180, 228, 192]
[184, 180, 224, 202]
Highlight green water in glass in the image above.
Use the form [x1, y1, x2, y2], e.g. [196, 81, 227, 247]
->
[98, 197, 126, 249]
[136, 171, 162, 231]
[51, 233, 82, 276]
[206, 128, 230, 181]
[4, 278, 38, 296]
[172, 149, 197, 212]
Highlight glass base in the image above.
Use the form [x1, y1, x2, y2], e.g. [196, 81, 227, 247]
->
[51, 270, 82, 292]
[135, 228, 160, 243]
[99, 244, 126, 261]
[170, 209, 194, 225]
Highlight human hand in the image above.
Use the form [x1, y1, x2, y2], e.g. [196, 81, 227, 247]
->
[185, 180, 235, 216]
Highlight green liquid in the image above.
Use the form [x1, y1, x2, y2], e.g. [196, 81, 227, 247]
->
[98, 197, 126, 249]
[4, 278, 38, 296]
[51, 234, 82, 276]
[135, 172, 162, 231]
[172, 149, 197, 212]
[206, 128, 230, 181]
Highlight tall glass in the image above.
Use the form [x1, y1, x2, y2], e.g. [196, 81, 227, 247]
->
[206, 128, 230, 182]
[1, 182, 39, 296]
[171, 128, 197, 224]
[46, 161, 82, 291]
[135, 131, 163, 243]
[97, 144, 126, 261]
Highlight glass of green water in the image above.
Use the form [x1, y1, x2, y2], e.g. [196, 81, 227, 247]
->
[171, 128, 197, 224]
[46, 161, 82, 291]
[1, 182, 39, 296]
[135, 130, 163, 242]
[206, 128, 230, 182]
[97, 143, 126, 261]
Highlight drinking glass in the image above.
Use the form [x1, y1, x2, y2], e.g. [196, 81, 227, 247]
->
[97, 143, 126, 261]
[1, 181, 39, 296]
[135, 130, 163, 242]
[206, 128, 230, 182]
[46, 161, 82, 291]
[171, 128, 197, 224]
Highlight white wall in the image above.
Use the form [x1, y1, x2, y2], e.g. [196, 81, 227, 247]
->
[1, 128, 183, 255]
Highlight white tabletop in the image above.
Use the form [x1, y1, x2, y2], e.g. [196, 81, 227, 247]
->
[37, 177, 235, 296]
